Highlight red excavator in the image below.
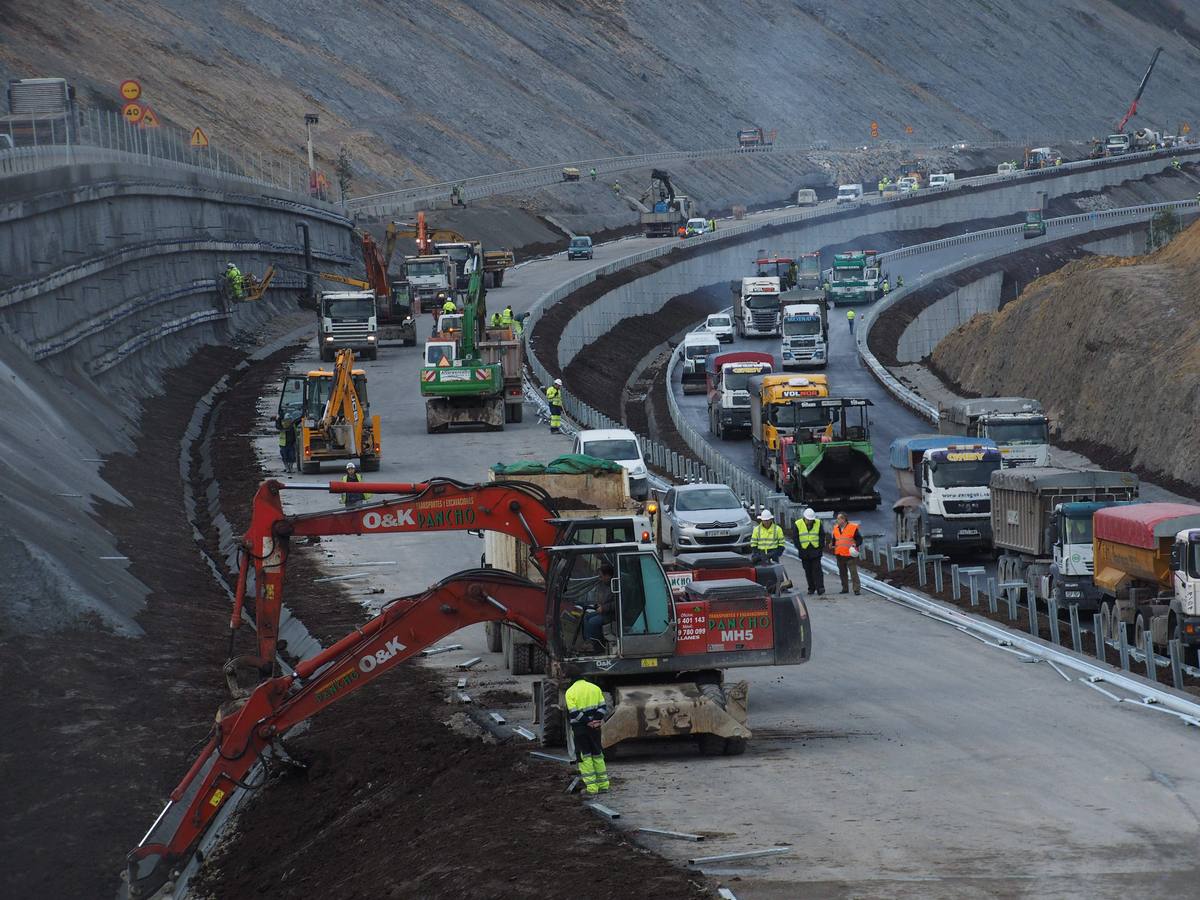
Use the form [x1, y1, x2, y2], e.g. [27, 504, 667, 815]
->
[126, 477, 811, 897]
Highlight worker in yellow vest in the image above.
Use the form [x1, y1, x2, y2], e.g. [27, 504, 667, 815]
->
[829, 511, 862, 595]
[546, 379, 563, 434]
[499, 304, 514, 328]
[793, 507, 825, 595]
[846, 308, 856, 334]
[565, 675, 610, 795]
[750, 509, 786, 564]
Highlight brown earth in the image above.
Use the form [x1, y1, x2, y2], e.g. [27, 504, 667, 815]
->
[930, 217, 1200, 488]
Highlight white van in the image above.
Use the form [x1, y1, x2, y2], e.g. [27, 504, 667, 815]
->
[795, 188, 818, 206]
[573, 428, 649, 499]
[680, 331, 721, 394]
[836, 183, 863, 204]
[928, 173, 955, 188]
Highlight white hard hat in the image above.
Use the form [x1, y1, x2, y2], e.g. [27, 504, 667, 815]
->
[758, 509, 774, 521]
[226, 262, 235, 268]
[803, 508, 816, 521]
[554, 378, 563, 386]
[345, 462, 356, 470]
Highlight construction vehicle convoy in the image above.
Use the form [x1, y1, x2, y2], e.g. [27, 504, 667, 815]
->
[734, 276, 783, 337]
[891, 436, 1002, 554]
[127, 476, 811, 897]
[990, 467, 1140, 609]
[278, 348, 381, 473]
[680, 331, 721, 394]
[640, 169, 696, 238]
[939, 397, 1051, 468]
[707, 351, 773, 439]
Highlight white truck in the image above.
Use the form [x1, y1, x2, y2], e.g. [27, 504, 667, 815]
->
[735, 276, 783, 338]
[1105, 133, 1132, 155]
[938, 398, 1050, 468]
[928, 172, 956, 188]
[836, 183, 864, 204]
[316, 290, 378, 362]
[780, 303, 827, 369]
[402, 253, 453, 314]
[990, 467, 1139, 610]
[890, 435, 1003, 554]
[680, 331, 721, 394]
[706, 351, 773, 440]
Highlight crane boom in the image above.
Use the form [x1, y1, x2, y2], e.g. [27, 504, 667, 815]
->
[1116, 46, 1163, 133]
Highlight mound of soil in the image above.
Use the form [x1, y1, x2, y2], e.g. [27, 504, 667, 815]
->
[931, 217, 1200, 488]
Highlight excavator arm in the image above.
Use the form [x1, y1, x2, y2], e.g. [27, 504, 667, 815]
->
[127, 569, 548, 898]
[231, 477, 561, 670]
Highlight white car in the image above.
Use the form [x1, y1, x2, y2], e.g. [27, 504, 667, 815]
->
[573, 428, 649, 499]
[703, 314, 734, 343]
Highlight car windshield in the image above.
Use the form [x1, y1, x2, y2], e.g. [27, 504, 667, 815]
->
[323, 298, 374, 318]
[986, 420, 1048, 444]
[747, 294, 780, 309]
[1063, 515, 1093, 545]
[783, 317, 821, 336]
[685, 344, 717, 359]
[771, 404, 832, 428]
[929, 458, 1001, 488]
[570, 238, 591, 248]
[707, 316, 730, 327]
[406, 261, 445, 277]
[583, 439, 640, 461]
[675, 487, 740, 512]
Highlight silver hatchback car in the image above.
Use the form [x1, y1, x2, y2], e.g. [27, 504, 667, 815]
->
[661, 483, 752, 555]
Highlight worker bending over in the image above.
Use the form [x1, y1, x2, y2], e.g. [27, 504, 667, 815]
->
[566, 674, 611, 795]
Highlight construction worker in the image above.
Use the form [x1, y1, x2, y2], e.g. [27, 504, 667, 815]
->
[340, 462, 372, 509]
[565, 673, 610, 795]
[612, 181, 621, 195]
[846, 308, 856, 334]
[1173, 157, 1182, 170]
[708, 217, 716, 233]
[500, 304, 514, 328]
[881, 278, 890, 295]
[829, 511, 862, 595]
[225, 262, 244, 300]
[793, 508, 825, 595]
[490, 311, 502, 328]
[512, 314, 524, 336]
[442, 297, 458, 315]
[589, 167, 597, 181]
[275, 414, 297, 474]
[546, 378, 563, 434]
[749, 509, 786, 564]
[677, 224, 687, 239]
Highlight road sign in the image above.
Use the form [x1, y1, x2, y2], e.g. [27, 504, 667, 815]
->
[905, 125, 914, 134]
[139, 107, 161, 129]
[870, 121, 879, 138]
[120, 79, 142, 101]
[122, 102, 144, 124]
[190, 127, 209, 148]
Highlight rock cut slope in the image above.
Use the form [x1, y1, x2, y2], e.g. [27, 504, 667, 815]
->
[931, 217, 1200, 489]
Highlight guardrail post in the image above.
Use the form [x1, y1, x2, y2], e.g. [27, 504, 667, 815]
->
[1069, 604, 1082, 654]
[1047, 595, 1060, 645]
[951, 564, 961, 599]
[987, 577, 998, 613]
[1093, 613, 1105, 661]
[1006, 584, 1018, 621]
[1027, 587, 1038, 635]
[1118, 626, 1131, 671]
[1169, 639, 1184, 689]
[1143, 630, 1156, 681]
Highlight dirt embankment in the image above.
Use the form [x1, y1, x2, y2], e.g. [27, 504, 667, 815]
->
[931, 218, 1200, 490]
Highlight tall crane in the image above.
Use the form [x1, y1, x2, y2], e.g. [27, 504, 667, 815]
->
[1116, 46, 1163, 133]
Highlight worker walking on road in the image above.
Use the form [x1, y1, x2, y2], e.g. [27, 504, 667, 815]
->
[750, 509, 786, 564]
[846, 308, 856, 334]
[340, 462, 372, 509]
[276, 414, 297, 474]
[830, 511, 862, 595]
[566, 674, 610, 795]
[546, 378, 563, 434]
[225, 262, 244, 300]
[793, 507, 825, 595]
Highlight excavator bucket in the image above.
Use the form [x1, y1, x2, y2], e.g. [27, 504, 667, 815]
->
[601, 680, 750, 748]
[798, 442, 881, 510]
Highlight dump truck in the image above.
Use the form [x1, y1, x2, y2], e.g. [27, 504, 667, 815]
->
[278, 348, 381, 473]
[482, 461, 649, 674]
[402, 253, 453, 314]
[735, 276, 783, 337]
[891, 435, 1002, 553]
[748, 374, 828, 475]
[990, 467, 1140, 610]
[825, 251, 884, 305]
[1093, 503, 1200, 657]
[780, 285, 828, 335]
[737, 126, 772, 148]
[640, 169, 695, 237]
[706, 351, 773, 439]
[939, 397, 1050, 468]
[774, 398, 881, 510]
[477, 324, 526, 423]
[680, 331, 721, 395]
[316, 290, 378, 362]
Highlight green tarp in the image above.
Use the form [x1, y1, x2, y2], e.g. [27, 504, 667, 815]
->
[491, 454, 623, 475]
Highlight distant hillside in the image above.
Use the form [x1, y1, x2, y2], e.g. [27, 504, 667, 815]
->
[3, 0, 1200, 193]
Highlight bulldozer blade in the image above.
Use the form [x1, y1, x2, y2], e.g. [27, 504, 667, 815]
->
[602, 681, 750, 748]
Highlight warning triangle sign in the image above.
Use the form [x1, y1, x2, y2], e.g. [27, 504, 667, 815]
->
[190, 127, 209, 148]
[139, 107, 161, 129]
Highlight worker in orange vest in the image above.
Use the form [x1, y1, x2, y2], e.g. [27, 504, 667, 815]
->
[829, 511, 863, 595]
[677, 224, 687, 239]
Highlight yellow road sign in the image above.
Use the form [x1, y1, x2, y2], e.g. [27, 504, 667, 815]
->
[120, 79, 142, 101]
[190, 126, 209, 148]
[139, 106, 161, 129]
[870, 120, 879, 138]
[122, 101, 143, 124]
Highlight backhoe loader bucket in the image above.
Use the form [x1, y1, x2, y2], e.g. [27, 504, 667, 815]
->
[797, 442, 881, 510]
[601, 680, 750, 748]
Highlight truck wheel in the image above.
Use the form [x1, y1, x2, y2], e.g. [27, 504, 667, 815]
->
[510, 403, 523, 423]
[698, 734, 725, 756]
[539, 679, 566, 748]
[504, 404, 514, 424]
[1098, 602, 1114, 646]
[723, 737, 747, 756]
[485, 622, 502, 653]
[1134, 613, 1148, 645]
[320, 346, 334, 363]
[509, 641, 536, 676]
[360, 456, 380, 473]
[494, 271, 505, 287]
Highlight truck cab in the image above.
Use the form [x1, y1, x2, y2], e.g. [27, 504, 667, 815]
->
[891, 436, 1002, 553]
[748, 374, 828, 474]
[1105, 133, 1131, 155]
[826, 251, 883, 306]
[317, 290, 378, 362]
[780, 303, 827, 369]
[1054, 501, 1124, 609]
[736, 276, 782, 337]
[795, 251, 822, 290]
[940, 397, 1049, 467]
[706, 353, 773, 440]
[680, 332, 721, 394]
[928, 172, 956, 188]
[433, 241, 478, 292]
[402, 254, 452, 314]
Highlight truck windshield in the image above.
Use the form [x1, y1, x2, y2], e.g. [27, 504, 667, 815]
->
[986, 419, 1048, 444]
[783, 317, 821, 336]
[406, 261, 445, 277]
[722, 369, 764, 391]
[800, 258, 820, 273]
[1187, 542, 1200, 579]
[583, 439, 640, 462]
[746, 294, 780, 309]
[831, 269, 862, 283]
[675, 487, 739, 512]
[323, 299, 374, 318]
[685, 344, 717, 359]
[1063, 515, 1093, 545]
[930, 458, 1001, 488]
[771, 405, 832, 428]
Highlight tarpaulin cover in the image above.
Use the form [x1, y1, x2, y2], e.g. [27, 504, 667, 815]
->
[1093, 502, 1200, 549]
[491, 454, 623, 475]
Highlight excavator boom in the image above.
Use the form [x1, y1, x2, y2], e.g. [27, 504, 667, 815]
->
[127, 570, 548, 898]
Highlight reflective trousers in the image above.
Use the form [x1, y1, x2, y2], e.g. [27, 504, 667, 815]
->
[549, 402, 562, 433]
[572, 723, 609, 794]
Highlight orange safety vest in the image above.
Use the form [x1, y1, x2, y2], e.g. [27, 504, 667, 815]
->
[832, 521, 859, 557]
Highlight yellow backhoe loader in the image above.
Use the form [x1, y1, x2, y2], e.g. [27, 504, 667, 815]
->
[277, 348, 381, 473]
